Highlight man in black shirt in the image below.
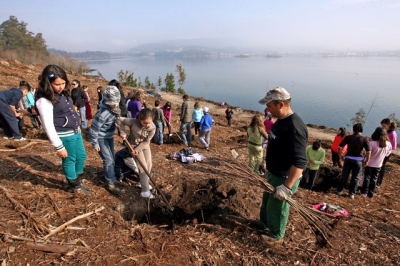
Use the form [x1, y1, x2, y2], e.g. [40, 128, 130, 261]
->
[256, 87, 308, 244]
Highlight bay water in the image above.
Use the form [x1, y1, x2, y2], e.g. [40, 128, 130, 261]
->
[86, 56, 400, 139]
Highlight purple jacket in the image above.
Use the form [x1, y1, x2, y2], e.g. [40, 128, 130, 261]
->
[128, 99, 141, 119]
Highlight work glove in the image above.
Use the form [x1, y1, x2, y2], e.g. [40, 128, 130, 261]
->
[273, 184, 292, 201]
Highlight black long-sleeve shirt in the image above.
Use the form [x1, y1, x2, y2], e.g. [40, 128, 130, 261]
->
[266, 113, 308, 177]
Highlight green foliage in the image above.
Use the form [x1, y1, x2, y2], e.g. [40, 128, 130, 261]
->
[177, 87, 186, 94]
[0, 16, 48, 55]
[157, 76, 162, 89]
[350, 108, 366, 125]
[117, 70, 137, 87]
[144, 76, 151, 89]
[151, 83, 156, 90]
[176, 64, 186, 87]
[164, 73, 176, 93]
[388, 113, 400, 129]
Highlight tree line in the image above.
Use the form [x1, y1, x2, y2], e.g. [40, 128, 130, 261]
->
[0, 16, 87, 72]
[117, 63, 187, 94]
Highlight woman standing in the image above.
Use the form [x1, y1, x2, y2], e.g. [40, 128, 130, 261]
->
[361, 127, 392, 197]
[119, 108, 156, 199]
[330, 127, 347, 168]
[225, 106, 233, 127]
[336, 123, 370, 199]
[247, 114, 268, 174]
[377, 118, 397, 187]
[36, 65, 91, 195]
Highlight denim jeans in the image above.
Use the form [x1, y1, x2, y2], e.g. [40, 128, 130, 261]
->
[115, 148, 138, 180]
[79, 106, 87, 129]
[361, 166, 380, 197]
[337, 158, 362, 195]
[60, 131, 87, 180]
[179, 122, 192, 144]
[98, 138, 116, 184]
[198, 129, 211, 148]
[153, 121, 163, 144]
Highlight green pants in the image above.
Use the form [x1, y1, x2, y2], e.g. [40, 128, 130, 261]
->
[259, 172, 300, 239]
[248, 144, 263, 173]
[60, 132, 87, 181]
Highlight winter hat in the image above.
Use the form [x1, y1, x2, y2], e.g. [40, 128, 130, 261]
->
[103, 85, 121, 105]
[203, 107, 209, 113]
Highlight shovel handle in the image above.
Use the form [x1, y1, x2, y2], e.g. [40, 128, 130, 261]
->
[123, 139, 174, 211]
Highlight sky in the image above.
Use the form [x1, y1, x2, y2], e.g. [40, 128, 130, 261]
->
[1, 0, 400, 53]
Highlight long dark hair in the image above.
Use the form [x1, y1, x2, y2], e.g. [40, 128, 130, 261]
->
[371, 127, 389, 148]
[381, 118, 398, 131]
[36, 65, 71, 103]
[338, 127, 346, 137]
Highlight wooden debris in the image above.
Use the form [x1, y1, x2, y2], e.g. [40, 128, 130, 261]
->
[43, 206, 105, 240]
[26, 242, 88, 253]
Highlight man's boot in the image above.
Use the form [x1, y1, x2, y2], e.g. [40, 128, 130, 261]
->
[67, 177, 91, 196]
[76, 174, 92, 192]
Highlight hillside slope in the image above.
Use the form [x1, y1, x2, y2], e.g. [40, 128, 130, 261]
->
[0, 59, 399, 265]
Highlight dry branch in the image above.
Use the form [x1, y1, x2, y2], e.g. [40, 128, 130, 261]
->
[43, 206, 105, 240]
[0, 141, 39, 152]
[26, 242, 88, 253]
[218, 158, 338, 246]
[0, 186, 49, 234]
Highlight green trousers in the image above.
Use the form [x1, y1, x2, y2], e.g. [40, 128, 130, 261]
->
[60, 132, 87, 180]
[259, 172, 301, 239]
[248, 144, 263, 173]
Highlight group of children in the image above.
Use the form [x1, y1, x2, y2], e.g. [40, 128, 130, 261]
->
[247, 104, 397, 200]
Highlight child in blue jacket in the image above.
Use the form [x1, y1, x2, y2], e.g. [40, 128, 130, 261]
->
[198, 107, 213, 150]
[89, 85, 123, 196]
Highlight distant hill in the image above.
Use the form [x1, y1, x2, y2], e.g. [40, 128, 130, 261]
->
[48, 48, 113, 60]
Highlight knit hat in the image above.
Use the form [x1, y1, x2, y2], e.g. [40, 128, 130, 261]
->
[258, 87, 291, 105]
[203, 107, 209, 113]
[103, 85, 121, 105]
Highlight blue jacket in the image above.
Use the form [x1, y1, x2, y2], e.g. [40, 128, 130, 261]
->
[89, 102, 117, 149]
[193, 108, 203, 122]
[25, 91, 35, 108]
[0, 88, 23, 106]
[199, 113, 213, 130]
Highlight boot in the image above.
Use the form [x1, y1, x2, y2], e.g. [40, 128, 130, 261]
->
[76, 174, 92, 191]
[67, 178, 91, 196]
[106, 184, 122, 196]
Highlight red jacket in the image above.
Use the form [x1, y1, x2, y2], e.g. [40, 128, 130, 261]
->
[331, 135, 347, 155]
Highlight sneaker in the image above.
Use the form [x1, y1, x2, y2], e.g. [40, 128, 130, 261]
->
[140, 191, 155, 199]
[107, 184, 121, 196]
[349, 194, 355, 199]
[14, 137, 26, 141]
[261, 235, 283, 245]
[337, 191, 343, 196]
[361, 193, 367, 198]
[3, 136, 14, 139]
[137, 182, 153, 190]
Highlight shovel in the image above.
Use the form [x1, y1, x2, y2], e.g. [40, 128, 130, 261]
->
[123, 139, 175, 211]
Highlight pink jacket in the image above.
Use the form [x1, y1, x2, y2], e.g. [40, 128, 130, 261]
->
[367, 140, 392, 168]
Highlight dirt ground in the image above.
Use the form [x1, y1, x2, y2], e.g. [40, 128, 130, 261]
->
[0, 59, 399, 265]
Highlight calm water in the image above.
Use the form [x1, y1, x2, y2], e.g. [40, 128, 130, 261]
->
[86, 56, 400, 138]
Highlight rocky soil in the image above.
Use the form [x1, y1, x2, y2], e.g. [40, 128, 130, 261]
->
[0, 59, 399, 265]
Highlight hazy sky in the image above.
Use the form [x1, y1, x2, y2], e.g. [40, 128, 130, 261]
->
[1, 0, 400, 53]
